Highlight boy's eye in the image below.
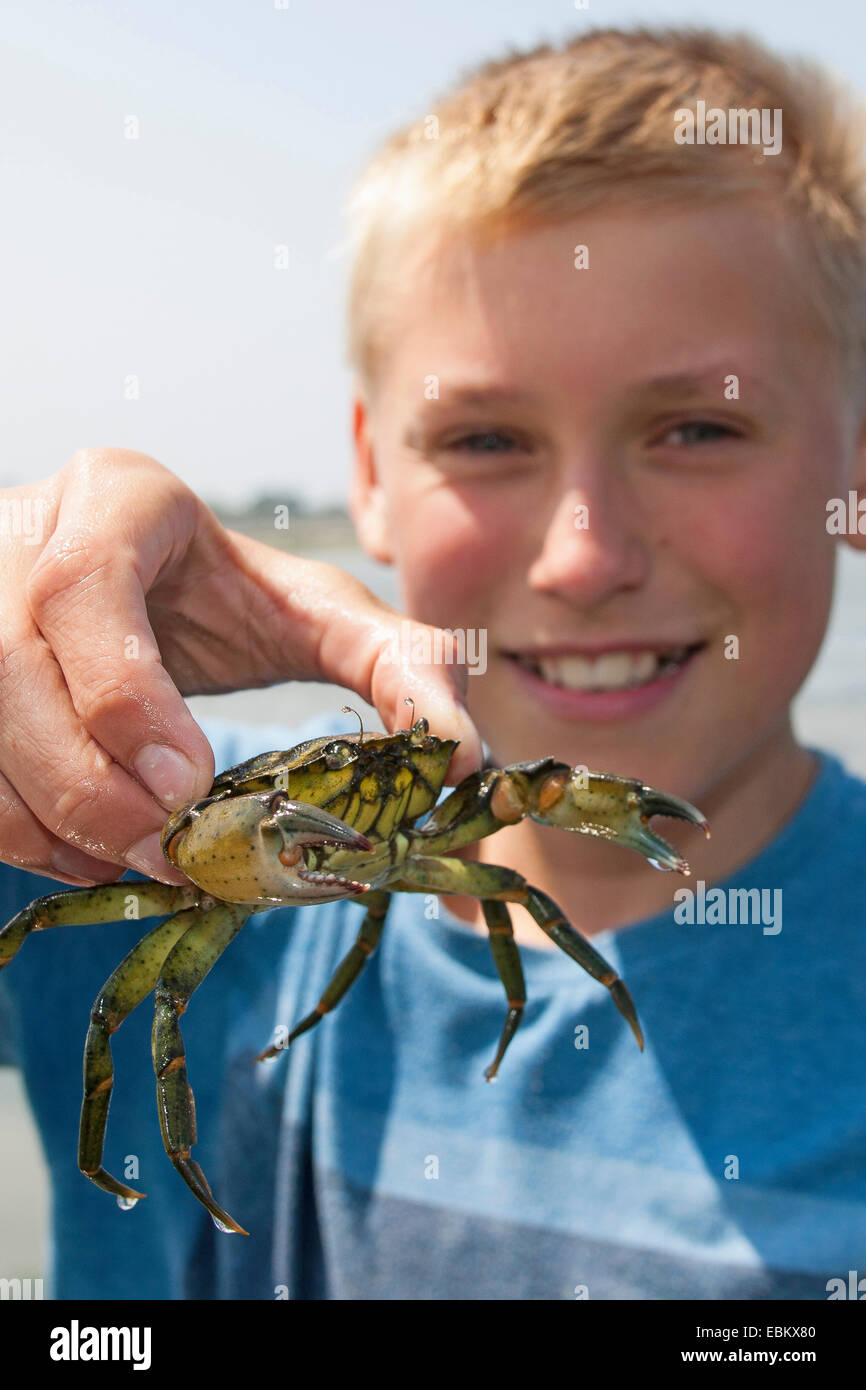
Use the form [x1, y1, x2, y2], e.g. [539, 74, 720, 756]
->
[447, 431, 521, 453]
[659, 420, 739, 446]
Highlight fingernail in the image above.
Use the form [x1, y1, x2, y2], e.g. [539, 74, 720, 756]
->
[126, 831, 189, 884]
[132, 744, 199, 810]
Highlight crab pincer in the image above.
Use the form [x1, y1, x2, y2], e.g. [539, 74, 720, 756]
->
[164, 793, 375, 905]
[263, 796, 374, 882]
[523, 766, 711, 874]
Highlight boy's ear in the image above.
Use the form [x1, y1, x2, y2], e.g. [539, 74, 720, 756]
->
[350, 392, 394, 564]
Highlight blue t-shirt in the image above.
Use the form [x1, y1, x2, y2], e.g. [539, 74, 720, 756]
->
[1, 716, 864, 1300]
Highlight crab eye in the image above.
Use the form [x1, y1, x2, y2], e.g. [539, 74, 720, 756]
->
[408, 717, 432, 747]
[323, 741, 353, 769]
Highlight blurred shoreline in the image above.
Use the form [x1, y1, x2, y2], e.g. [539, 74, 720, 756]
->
[210, 499, 359, 553]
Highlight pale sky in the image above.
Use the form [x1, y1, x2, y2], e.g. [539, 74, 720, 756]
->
[2, 0, 864, 505]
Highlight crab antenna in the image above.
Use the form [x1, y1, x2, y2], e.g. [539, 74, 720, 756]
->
[403, 696, 416, 729]
[341, 705, 365, 742]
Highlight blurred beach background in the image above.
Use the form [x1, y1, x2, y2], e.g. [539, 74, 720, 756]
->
[2, 0, 866, 1287]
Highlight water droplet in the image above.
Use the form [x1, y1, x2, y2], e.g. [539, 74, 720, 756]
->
[212, 1216, 236, 1234]
[116, 1195, 139, 1211]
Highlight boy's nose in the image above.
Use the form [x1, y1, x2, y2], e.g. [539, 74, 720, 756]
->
[527, 479, 649, 604]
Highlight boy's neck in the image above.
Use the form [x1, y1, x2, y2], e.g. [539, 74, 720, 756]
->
[439, 721, 819, 947]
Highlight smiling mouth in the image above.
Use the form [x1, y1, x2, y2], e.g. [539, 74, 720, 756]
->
[508, 643, 706, 692]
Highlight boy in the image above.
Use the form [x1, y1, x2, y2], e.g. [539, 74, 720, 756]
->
[1, 25, 865, 1299]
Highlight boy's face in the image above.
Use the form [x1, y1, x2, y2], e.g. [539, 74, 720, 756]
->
[352, 202, 866, 802]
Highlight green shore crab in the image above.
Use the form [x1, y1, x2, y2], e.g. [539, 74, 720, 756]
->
[0, 711, 708, 1235]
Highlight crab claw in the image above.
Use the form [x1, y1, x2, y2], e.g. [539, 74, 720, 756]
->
[262, 797, 374, 854]
[527, 767, 709, 875]
[166, 790, 377, 906]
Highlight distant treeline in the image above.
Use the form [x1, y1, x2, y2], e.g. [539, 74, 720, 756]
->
[210, 494, 349, 523]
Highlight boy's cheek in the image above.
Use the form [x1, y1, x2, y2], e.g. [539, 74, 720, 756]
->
[674, 467, 831, 591]
[392, 494, 517, 618]
[680, 496, 834, 680]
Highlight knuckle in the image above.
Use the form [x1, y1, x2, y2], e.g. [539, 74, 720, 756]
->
[41, 744, 157, 859]
[64, 448, 190, 507]
[72, 667, 140, 728]
[48, 772, 115, 850]
[66, 446, 160, 477]
[26, 538, 113, 617]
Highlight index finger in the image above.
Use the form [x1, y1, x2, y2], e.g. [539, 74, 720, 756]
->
[254, 549, 485, 783]
[26, 536, 215, 814]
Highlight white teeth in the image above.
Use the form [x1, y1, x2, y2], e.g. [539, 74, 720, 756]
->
[529, 648, 690, 691]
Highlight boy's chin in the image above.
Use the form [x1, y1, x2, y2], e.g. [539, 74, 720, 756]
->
[475, 701, 740, 807]
[477, 698, 802, 815]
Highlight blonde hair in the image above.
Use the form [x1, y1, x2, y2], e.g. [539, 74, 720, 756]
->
[344, 25, 866, 401]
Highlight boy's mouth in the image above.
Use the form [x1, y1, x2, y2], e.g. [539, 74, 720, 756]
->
[506, 642, 706, 692]
[503, 639, 707, 723]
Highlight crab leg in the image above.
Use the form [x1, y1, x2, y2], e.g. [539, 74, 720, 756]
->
[480, 901, 526, 1081]
[254, 889, 391, 1060]
[0, 883, 199, 970]
[151, 902, 250, 1234]
[392, 856, 644, 1052]
[79, 906, 205, 1201]
[416, 762, 709, 873]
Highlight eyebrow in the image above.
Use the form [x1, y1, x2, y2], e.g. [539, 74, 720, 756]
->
[427, 386, 542, 408]
[412, 369, 772, 407]
[633, 369, 774, 399]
